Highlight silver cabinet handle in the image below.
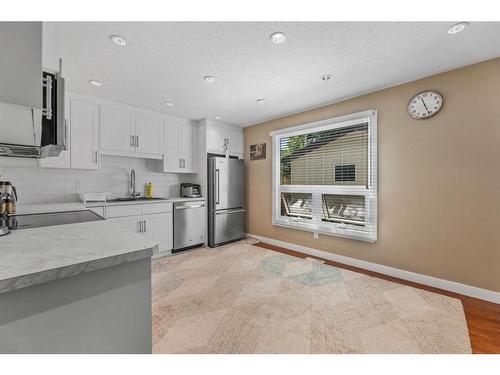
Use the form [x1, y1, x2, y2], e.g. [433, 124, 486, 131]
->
[93, 151, 98, 163]
[64, 119, 69, 150]
[175, 204, 205, 210]
[143, 220, 146, 232]
[130, 135, 135, 147]
[215, 169, 220, 205]
[138, 220, 143, 233]
[179, 158, 182, 168]
[136, 136, 139, 148]
[182, 159, 186, 168]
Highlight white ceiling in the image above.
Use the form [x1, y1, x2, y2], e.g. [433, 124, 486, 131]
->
[54, 22, 500, 127]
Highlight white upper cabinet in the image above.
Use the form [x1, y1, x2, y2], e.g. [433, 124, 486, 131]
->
[134, 113, 164, 156]
[41, 96, 99, 170]
[42, 22, 61, 73]
[163, 122, 198, 173]
[101, 106, 135, 154]
[164, 122, 182, 173]
[70, 99, 99, 169]
[101, 105, 163, 159]
[182, 123, 198, 173]
[206, 121, 244, 157]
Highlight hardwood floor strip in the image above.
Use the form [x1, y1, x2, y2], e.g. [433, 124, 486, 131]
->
[253, 241, 500, 354]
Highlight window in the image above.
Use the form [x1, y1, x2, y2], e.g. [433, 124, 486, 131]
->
[335, 165, 355, 182]
[271, 110, 377, 242]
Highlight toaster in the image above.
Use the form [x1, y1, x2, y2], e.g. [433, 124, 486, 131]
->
[180, 183, 201, 198]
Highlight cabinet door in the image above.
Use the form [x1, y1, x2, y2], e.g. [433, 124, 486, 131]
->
[40, 97, 71, 168]
[101, 106, 134, 154]
[105, 215, 142, 235]
[142, 212, 172, 253]
[70, 99, 99, 169]
[206, 124, 226, 155]
[181, 123, 198, 173]
[163, 122, 182, 173]
[228, 129, 244, 156]
[135, 113, 163, 155]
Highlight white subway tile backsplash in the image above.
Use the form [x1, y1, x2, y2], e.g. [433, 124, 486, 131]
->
[1, 155, 197, 204]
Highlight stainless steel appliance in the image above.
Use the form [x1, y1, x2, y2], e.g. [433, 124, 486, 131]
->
[208, 156, 245, 247]
[180, 183, 201, 198]
[0, 210, 104, 233]
[173, 201, 206, 253]
[0, 22, 66, 158]
[0, 181, 18, 208]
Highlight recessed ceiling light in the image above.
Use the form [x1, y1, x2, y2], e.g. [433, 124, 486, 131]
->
[215, 116, 222, 120]
[270, 32, 287, 44]
[203, 75, 216, 83]
[88, 79, 102, 87]
[109, 35, 127, 47]
[164, 101, 174, 107]
[321, 74, 333, 82]
[256, 98, 265, 104]
[448, 22, 469, 35]
[109, 35, 127, 46]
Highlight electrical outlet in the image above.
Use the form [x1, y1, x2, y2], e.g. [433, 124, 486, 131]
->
[313, 232, 319, 239]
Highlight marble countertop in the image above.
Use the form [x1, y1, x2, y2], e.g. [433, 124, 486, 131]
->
[16, 197, 206, 214]
[0, 220, 157, 294]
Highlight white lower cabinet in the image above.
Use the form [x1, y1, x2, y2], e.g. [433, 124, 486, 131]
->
[106, 215, 142, 235]
[103, 202, 173, 254]
[141, 213, 173, 253]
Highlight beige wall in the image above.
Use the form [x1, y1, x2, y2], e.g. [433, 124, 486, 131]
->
[244, 57, 500, 292]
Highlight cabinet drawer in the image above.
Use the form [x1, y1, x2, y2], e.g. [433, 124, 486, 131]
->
[105, 204, 143, 218]
[142, 202, 173, 215]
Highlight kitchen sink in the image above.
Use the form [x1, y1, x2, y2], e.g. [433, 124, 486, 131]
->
[107, 197, 168, 202]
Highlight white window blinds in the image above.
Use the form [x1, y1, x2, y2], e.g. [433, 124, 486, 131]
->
[271, 110, 377, 242]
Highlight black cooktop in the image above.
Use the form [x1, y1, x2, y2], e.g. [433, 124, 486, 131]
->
[1, 210, 104, 231]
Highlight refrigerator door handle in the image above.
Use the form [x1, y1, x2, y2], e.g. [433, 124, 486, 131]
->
[215, 168, 220, 205]
[215, 208, 245, 215]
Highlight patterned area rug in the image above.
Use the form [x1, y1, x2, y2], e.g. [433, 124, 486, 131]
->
[152, 240, 472, 353]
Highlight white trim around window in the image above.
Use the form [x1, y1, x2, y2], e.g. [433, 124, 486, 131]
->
[271, 110, 378, 242]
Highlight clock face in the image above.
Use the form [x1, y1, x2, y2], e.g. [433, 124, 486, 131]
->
[408, 91, 443, 119]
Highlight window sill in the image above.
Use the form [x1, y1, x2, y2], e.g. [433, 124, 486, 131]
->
[272, 218, 377, 243]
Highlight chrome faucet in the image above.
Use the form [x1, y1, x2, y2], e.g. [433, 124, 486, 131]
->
[130, 169, 140, 198]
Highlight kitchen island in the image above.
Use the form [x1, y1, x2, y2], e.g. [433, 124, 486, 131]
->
[0, 220, 157, 353]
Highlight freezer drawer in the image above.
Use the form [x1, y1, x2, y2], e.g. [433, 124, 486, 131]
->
[173, 201, 206, 251]
[209, 208, 245, 247]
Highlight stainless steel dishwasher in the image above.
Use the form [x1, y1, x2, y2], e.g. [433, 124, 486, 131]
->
[173, 200, 206, 253]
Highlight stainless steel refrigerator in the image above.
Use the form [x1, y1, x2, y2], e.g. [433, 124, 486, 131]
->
[208, 156, 245, 247]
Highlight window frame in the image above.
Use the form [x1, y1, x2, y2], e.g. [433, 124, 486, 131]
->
[271, 110, 378, 242]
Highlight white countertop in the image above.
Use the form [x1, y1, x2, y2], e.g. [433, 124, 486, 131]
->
[0, 220, 157, 294]
[16, 197, 206, 215]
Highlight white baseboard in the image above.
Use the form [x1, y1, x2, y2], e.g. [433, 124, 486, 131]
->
[247, 233, 500, 304]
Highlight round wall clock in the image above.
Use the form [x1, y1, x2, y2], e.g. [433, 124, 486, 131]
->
[408, 90, 443, 119]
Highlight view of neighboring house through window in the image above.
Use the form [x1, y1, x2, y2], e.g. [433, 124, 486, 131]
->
[271, 110, 377, 242]
[334, 164, 356, 182]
